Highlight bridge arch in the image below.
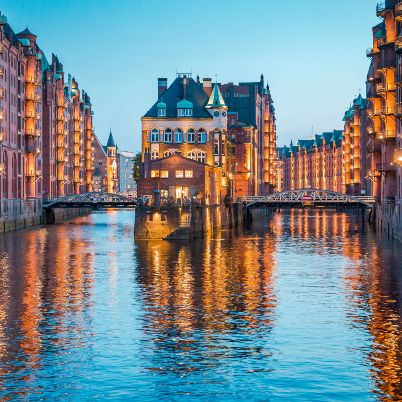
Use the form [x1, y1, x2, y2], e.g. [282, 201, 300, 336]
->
[243, 189, 375, 208]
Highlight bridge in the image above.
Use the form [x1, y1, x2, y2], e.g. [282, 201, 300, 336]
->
[43, 192, 136, 209]
[241, 189, 376, 209]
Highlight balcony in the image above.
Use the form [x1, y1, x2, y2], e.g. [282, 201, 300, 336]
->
[26, 144, 40, 154]
[395, 35, 402, 52]
[379, 106, 395, 115]
[376, 82, 396, 93]
[377, 129, 396, 140]
[395, 103, 402, 116]
[396, 2, 402, 20]
[0, 66, 4, 77]
[0, 88, 4, 100]
[0, 44, 3, 54]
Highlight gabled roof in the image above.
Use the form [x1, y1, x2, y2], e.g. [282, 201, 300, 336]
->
[144, 77, 211, 119]
[206, 83, 227, 109]
[148, 152, 217, 168]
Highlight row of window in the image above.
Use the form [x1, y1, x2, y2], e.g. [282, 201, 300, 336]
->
[150, 150, 206, 163]
[149, 128, 208, 144]
[157, 108, 193, 117]
[151, 169, 194, 179]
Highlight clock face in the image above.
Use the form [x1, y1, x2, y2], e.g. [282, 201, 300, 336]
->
[213, 111, 220, 117]
[222, 112, 227, 117]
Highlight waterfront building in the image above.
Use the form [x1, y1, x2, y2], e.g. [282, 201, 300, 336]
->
[278, 130, 343, 193]
[342, 95, 370, 196]
[226, 112, 258, 197]
[118, 150, 136, 195]
[105, 131, 118, 193]
[0, 11, 99, 231]
[137, 73, 228, 205]
[366, 0, 402, 240]
[221, 76, 277, 195]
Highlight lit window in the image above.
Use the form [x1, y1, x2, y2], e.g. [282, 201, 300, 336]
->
[174, 129, 183, 143]
[151, 128, 159, 142]
[151, 170, 160, 178]
[185, 170, 193, 178]
[160, 170, 169, 178]
[187, 151, 196, 160]
[164, 128, 172, 142]
[187, 129, 195, 143]
[175, 170, 184, 178]
[164, 151, 173, 157]
[197, 151, 206, 163]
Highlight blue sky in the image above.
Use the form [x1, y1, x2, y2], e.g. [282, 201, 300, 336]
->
[2, 0, 379, 151]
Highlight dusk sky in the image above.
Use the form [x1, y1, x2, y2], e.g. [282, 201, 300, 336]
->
[3, 0, 379, 152]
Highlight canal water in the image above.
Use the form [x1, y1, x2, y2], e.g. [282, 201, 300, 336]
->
[0, 210, 401, 401]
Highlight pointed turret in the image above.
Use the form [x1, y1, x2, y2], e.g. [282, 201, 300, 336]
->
[107, 130, 116, 148]
[206, 83, 227, 109]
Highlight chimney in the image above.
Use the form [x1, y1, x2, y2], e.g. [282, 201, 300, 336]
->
[158, 78, 167, 98]
[203, 78, 212, 96]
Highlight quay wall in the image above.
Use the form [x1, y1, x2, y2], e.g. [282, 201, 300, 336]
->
[0, 201, 91, 234]
[373, 201, 402, 243]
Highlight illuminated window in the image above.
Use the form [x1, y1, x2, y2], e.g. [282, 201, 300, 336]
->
[175, 170, 184, 178]
[164, 151, 173, 157]
[187, 151, 196, 160]
[197, 151, 206, 163]
[160, 170, 169, 178]
[151, 170, 160, 178]
[185, 170, 193, 178]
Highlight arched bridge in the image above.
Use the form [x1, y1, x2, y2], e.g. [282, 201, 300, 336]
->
[43, 192, 136, 209]
[242, 189, 376, 209]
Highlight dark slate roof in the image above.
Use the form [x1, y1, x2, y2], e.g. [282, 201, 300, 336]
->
[3, 23, 20, 46]
[297, 139, 314, 149]
[17, 27, 36, 37]
[106, 131, 116, 148]
[144, 77, 211, 119]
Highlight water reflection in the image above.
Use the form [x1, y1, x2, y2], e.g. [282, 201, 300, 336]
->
[0, 209, 400, 400]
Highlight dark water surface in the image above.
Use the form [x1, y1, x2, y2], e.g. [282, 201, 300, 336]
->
[0, 209, 401, 401]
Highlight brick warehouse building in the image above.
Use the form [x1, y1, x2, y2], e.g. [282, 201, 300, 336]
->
[137, 73, 229, 205]
[365, 0, 402, 241]
[278, 130, 344, 193]
[137, 73, 277, 204]
[0, 11, 106, 230]
[221, 76, 277, 196]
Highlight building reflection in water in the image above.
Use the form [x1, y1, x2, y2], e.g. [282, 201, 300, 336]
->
[0, 220, 95, 398]
[134, 219, 278, 375]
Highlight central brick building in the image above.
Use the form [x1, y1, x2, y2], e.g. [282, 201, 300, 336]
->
[137, 74, 228, 205]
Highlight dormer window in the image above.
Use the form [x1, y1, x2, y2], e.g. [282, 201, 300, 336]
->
[157, 101, 166, 117]
[177, 99, 193, 117]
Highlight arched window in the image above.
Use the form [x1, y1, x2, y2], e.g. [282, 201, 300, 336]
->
[151, 151, 159, 160]
[187, 151, 197, 160]
[187, 128, 195, 143]
[164, 128, 172, 143]
[197, 151, 206, 163]
[198, 129, 207, 143]
[174, 128, 183, 143]
[151, 128, 159, 143]
[164, 151, 173, 157]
